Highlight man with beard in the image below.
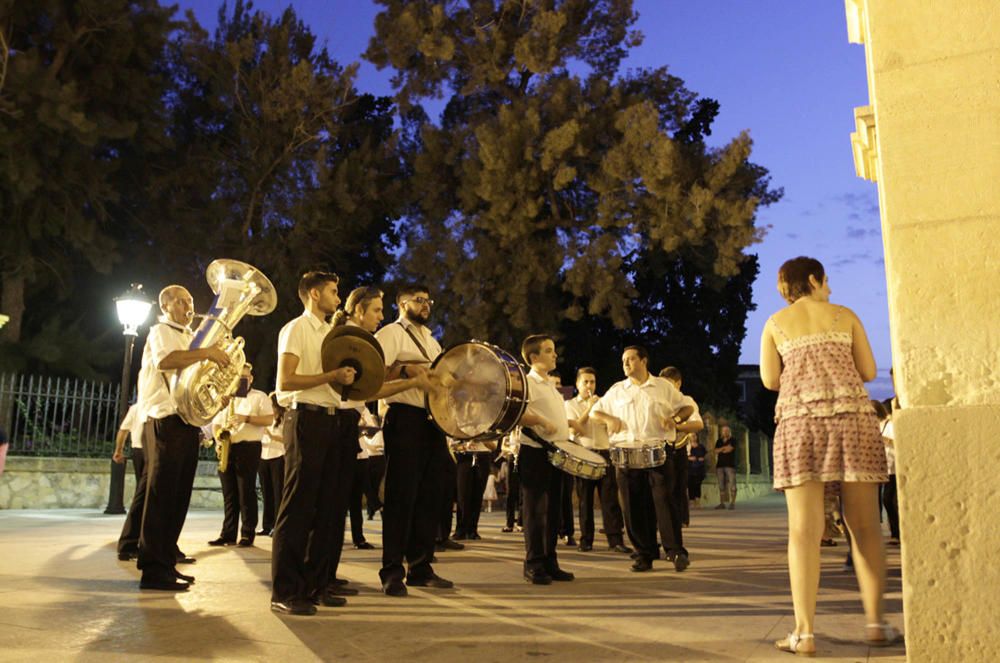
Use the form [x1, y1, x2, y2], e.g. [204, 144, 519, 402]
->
[374, 284, 455, 596]
[136, 285, 229, 591]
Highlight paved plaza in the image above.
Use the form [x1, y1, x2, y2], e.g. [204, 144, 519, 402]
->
[0, 493, 906, 662]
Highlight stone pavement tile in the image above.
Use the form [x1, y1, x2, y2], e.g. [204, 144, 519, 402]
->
[0, 494, 906, 663]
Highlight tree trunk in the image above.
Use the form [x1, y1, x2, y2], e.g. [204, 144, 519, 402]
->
[0, 271, 24, 342]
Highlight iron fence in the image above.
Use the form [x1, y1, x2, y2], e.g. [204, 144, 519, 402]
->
[0, 373, 122, 458]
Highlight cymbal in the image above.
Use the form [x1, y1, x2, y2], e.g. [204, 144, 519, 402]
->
[321, 326, 385, 401]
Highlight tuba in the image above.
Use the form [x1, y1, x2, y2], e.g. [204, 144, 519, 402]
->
[174, 259, 277, 427]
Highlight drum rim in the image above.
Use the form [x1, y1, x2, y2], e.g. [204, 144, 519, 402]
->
[425, 340, 529, 441]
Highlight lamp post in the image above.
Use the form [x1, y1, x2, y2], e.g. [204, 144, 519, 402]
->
[104, 284, 153, 515]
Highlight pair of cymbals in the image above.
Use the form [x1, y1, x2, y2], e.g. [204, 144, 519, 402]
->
[321, 326, 385, 401]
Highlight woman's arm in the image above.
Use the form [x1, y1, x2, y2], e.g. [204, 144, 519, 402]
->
[759, 318, 783, 391]
[848, 308, 878, 382]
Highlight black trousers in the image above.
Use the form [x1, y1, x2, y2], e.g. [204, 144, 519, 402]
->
[270, 408, 359, 603]
[349, 457, 369, 545]
[882, 474, 899, 539]
[117, 446, 146, 554]
[365, 455, 385, 517]
[688, 467, 705, 500]
[455, 452, 491, 536]
[617, 457, 682, 563]
[258, 455, 285, 533]
[558, 472, 575, 537]
[380, 404, 449, 583]
[518, 444, 563, 574]
[575, 449, 625, 547]
[667, 444, 690, 532]
[218, 440, 262, 542]
[438, 453, 458, 541]
[137, 415, 200, 581]
[504, 458, 522, 527]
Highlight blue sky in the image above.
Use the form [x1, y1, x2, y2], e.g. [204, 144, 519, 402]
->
[177, 1, 893, 397]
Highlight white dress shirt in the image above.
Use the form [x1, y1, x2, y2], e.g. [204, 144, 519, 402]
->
[672, 394, 702, 448]
[261, 421, 285, 460]
[374, 316, 442, 409]
[520, 368, 571, 449]
[277, 310, 339, 408]
[564, 395, 610, 450]
[592, 375, 687, 447]
[119, 403, 146, 449]
[137, 318, 193, 420]
[212, 388, 273, 443]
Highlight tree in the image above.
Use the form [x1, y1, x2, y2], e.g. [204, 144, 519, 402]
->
[365, 0, 781, 394]
[0, 0, 174, 372]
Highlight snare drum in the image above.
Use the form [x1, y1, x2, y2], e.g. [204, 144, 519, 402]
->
[548, 440, 607, 479]
[426, 341, 529, 441]
[609, 444, 667, 469]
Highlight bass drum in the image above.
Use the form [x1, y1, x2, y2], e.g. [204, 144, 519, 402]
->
[426, 341, 529, 441]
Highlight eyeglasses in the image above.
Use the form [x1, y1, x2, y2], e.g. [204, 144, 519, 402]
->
[405, 297, 434, 307]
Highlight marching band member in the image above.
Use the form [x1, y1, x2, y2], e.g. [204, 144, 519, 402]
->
[453, 438, 495, 540]
[658, 366, 704, 553]
[348, 408, 381, 549]
[270, 271, 358, 615]
[590, 346, 692, 573]
[374, 283, 455, 596]
[136, 285, 229, 591]
[114, 402, 147, 561]
[257, 392, 287, 537]
[209, 363, 272, 548]
[565, 367, 630, 553]
[515, 334, 575, 585]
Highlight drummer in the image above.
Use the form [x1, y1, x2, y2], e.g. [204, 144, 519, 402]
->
[590, 346, 693, 573]
[515, 334, 576, 585]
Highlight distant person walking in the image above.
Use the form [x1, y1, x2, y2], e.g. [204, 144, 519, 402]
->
[714, 426, 737, 510]
[760, 256, 899, 656]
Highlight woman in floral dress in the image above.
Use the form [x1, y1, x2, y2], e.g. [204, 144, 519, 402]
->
[760, 257, 901, 656]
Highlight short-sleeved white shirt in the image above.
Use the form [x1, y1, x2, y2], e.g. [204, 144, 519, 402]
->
[212, 388, 273, 443]
[592, 375, 687, 446]
[277, 310, 339, 408]
[137, 319, 193, 419]
[261, 421, 285, 460]
[374, 317, 442, 409]
[564, 395, 610, 450]
[119, 403, 146, 449]
[520, 368, 571, 449]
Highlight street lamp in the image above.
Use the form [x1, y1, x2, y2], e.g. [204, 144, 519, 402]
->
[104, 284, 153, 515]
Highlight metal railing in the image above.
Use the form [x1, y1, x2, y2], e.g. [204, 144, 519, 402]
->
[0, 373, 122, 458]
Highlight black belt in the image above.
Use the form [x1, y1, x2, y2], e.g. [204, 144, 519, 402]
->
[292, 403, 351, 416]
[521, 428, 555, 449]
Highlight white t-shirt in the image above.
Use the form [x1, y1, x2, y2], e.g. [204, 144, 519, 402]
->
[277, 310, 339, 408]
[375, 317, 442, 409]
[592, 375, 687, 447]
[261, 421, 285, 460]
[119, 403, 146, 449]
[137, 319, 193, 419]
[564, 395, 610, 450]
[519, 368, 571, 449]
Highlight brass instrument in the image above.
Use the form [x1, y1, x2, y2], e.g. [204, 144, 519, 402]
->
[214, 400, 237, 472]
[174, 259, 277, 427]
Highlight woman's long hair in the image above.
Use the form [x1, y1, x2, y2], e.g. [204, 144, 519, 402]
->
[331, 286, 384, 327]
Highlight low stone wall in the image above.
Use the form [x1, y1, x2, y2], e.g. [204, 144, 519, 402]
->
[699, 472, 775, 505]
[0, 456, 224, 510]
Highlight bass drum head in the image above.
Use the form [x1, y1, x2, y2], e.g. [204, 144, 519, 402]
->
[427, 342, 516, 440]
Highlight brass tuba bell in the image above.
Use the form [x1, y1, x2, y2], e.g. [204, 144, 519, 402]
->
[174, 259, 276, 427]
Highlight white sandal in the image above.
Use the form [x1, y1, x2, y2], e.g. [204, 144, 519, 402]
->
[866, 622, 903, 646]
[775, 633, 815, 657]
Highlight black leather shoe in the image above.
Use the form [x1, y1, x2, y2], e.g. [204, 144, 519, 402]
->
[577, 543, 593, 552]
[117, 551, 137, 561]
[673, 553, 690, 572]
[523, 570, 553, 585]
[176, 555, 196, 564]
[237, 538, 253, 547]
[326, 584, 359, 596]
[382, 578, 408, 597]
[469, 532, 482, 540]
[630, 559, 653, 572]
[271, 600, 316, 616]
[406, 573, 454, 589]
[330, 577, 349, 586]
[256, 529, 271, 536]
[438, 538, 464, 551]
[610, 544, 633, 554]
[547, 568, 575, 581]
[452, 532, 468, 541]
[565, 537, 577, 547]
[208, 538, 236, 547]
[140, 577, 190, 591]
[501, 526, 513, 533]
[311, 592, 347, 607]
[173, 569, 195, 584]
[354, 541, 375, 550]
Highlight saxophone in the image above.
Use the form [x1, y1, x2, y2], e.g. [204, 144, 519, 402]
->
[174, 259, 277, 427]
[214, 399, 237, 472]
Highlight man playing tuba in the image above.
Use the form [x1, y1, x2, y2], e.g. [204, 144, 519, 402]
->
[135, 285, 229, 591]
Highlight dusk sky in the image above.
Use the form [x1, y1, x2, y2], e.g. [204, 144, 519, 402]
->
[178, 1, 893, 396]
